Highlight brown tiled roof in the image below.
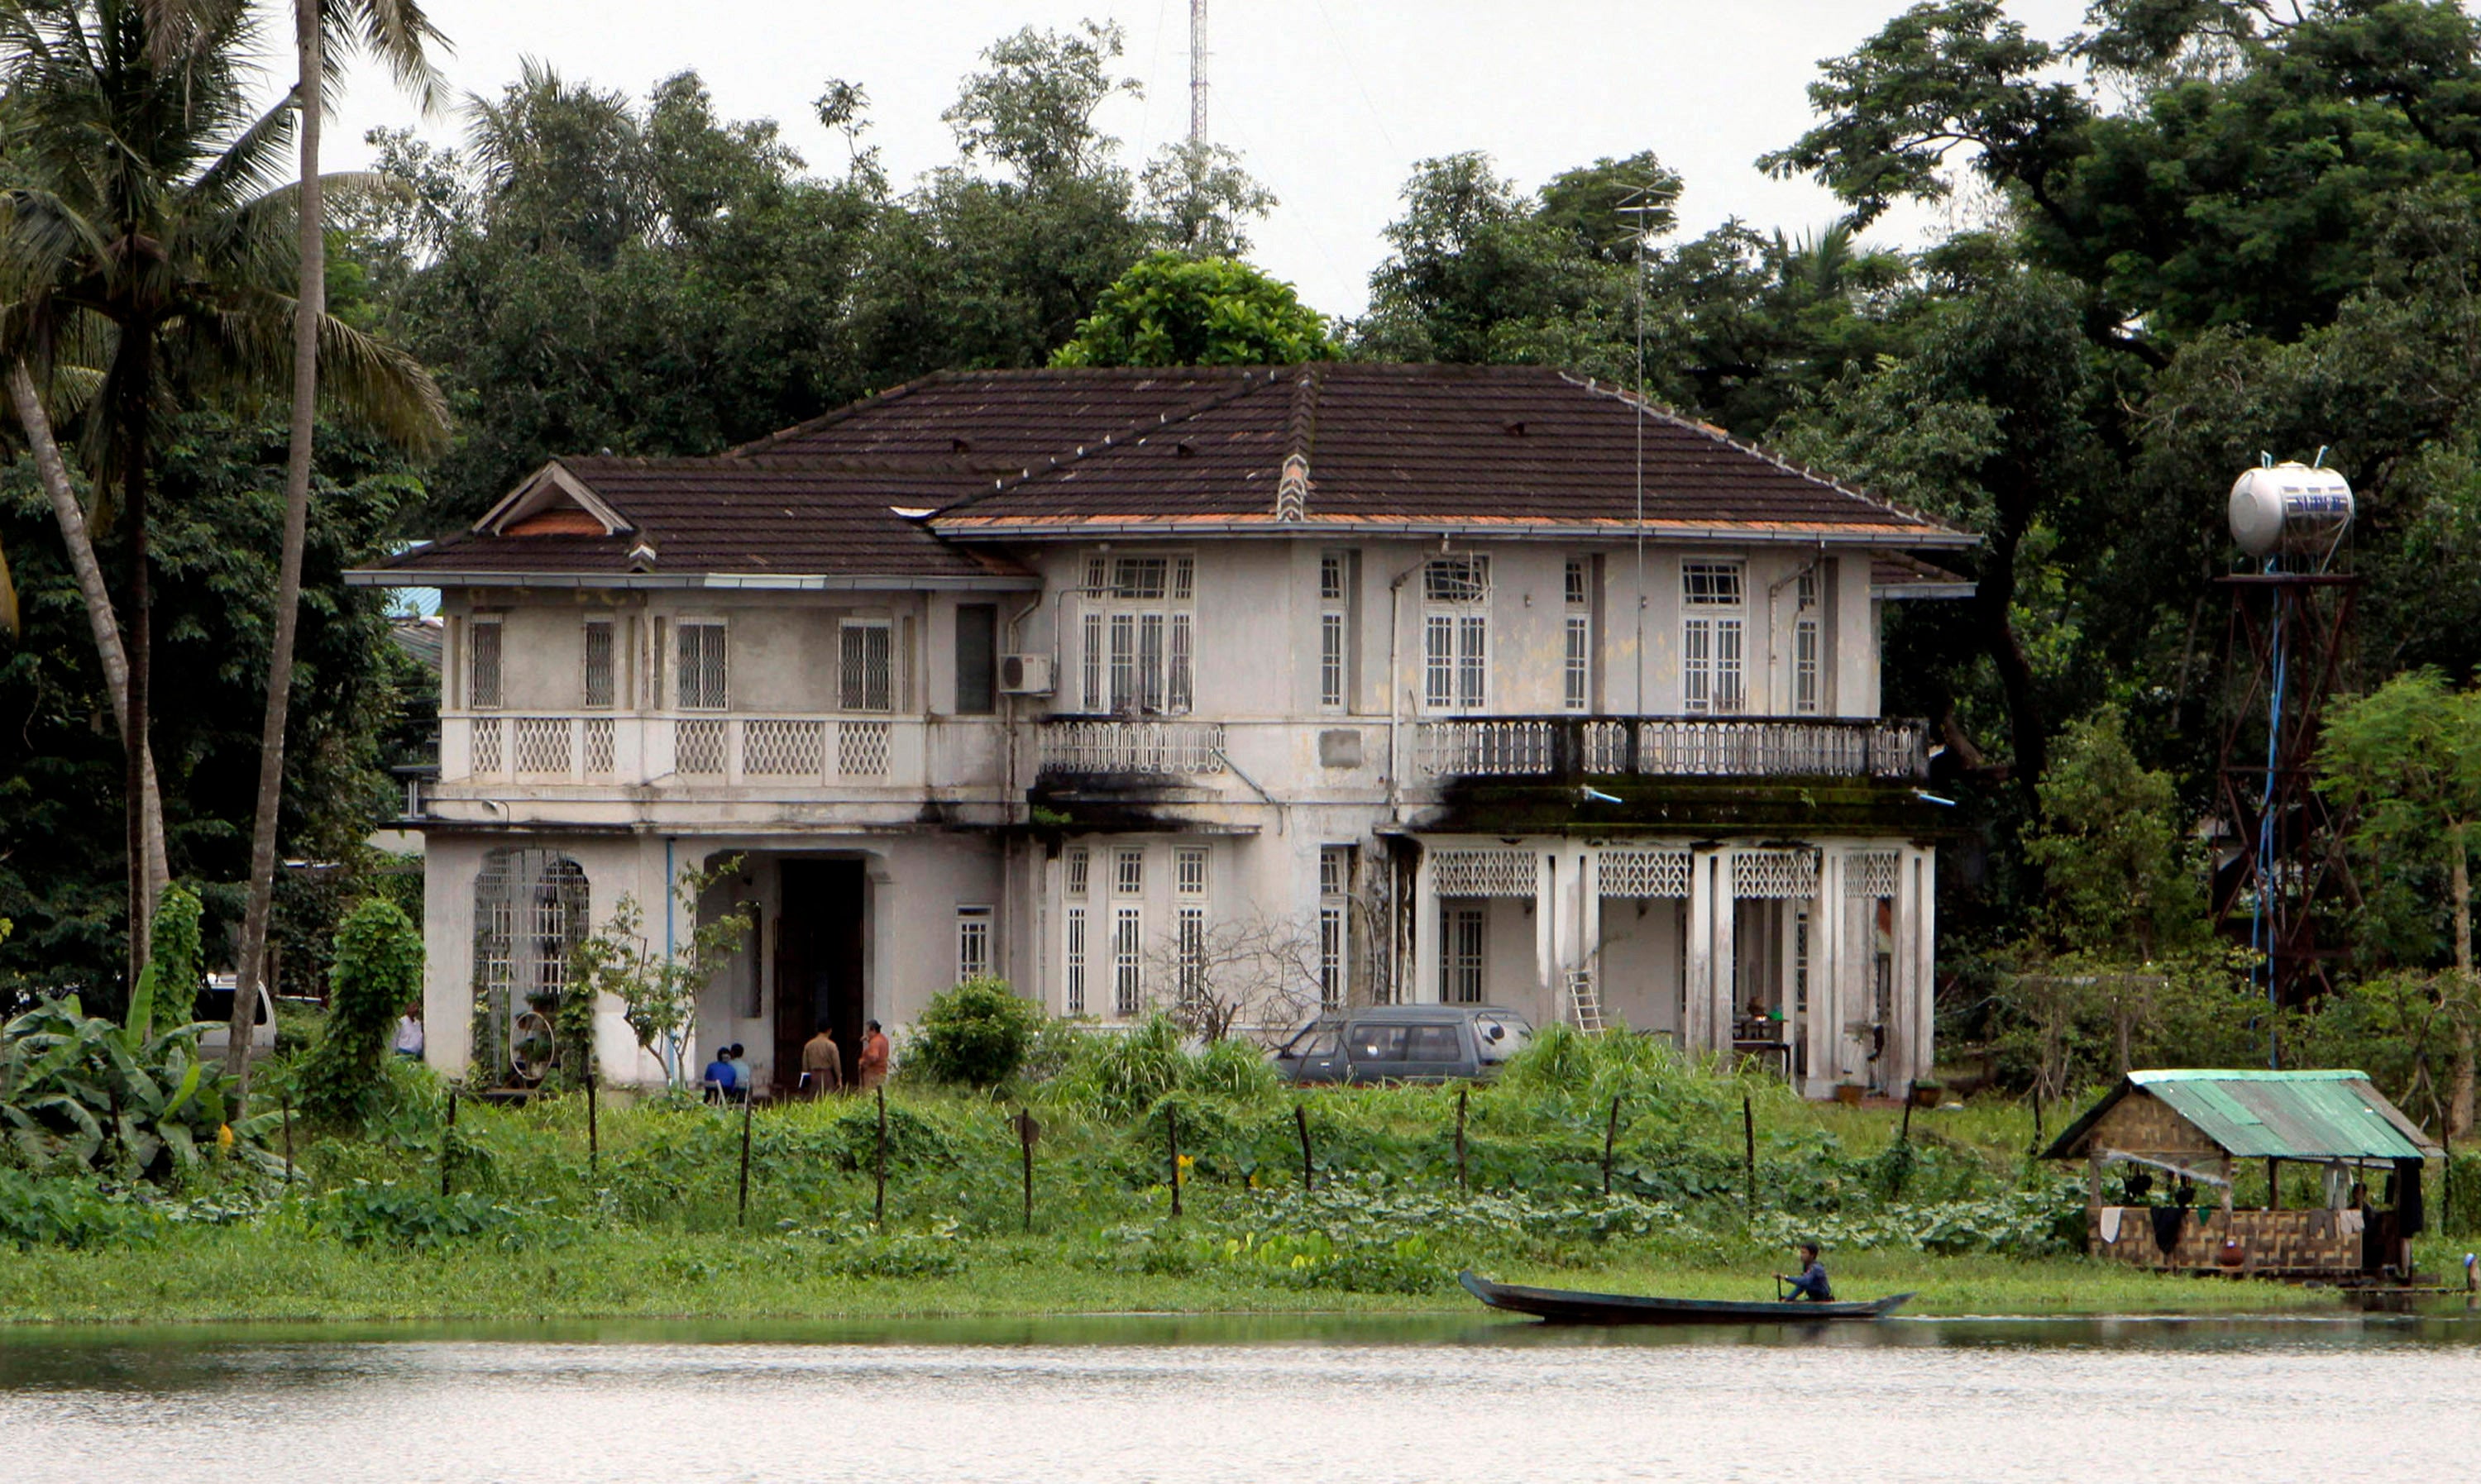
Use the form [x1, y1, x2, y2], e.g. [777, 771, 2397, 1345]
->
[372, 457, 1028, 586]
[929, 365, 1968, 542]
[359, 365, 1972, 587]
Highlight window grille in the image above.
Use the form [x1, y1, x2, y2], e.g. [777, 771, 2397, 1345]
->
[1733, 848, 1819, 899]
[1319, 613, 1346, 709]
[1795, 617, 1821, 715]
[839, 621, 892, 713]
[583, 718, 615, 776]
[1169, 613, 1193, 713]
[1432, 848, 1537, 897]
[676, 622, 729, 709]
[1175, 846, 1208, 897]
[1176, 905, 1207, 1005]
[1683, 616, 1744, 714]
[1794, 908, 1811, 1015]
[1081, 552, 1195, 714]
[1598, 848, 1690, 898]
[1564, 615, 1591, 712]
[1321, 552, 1347, 603]
[1081, 613, 1105, 711]
[1422, 614, 1489, 712]
[1565, 557, 1589, 608]
[676, 718, 726, 775]
[1423, 555, 1489, 604]
[1113, 905, 1144, 1016]
[1170, 556, 1194, 602]
[1109, 613, 1136, 710]
[514, 717, 571, 775]
[469, 850, 588, 1086]
[469, 619, 503, 710]
[1319, 845, 1352, 1009]
[1441, 905, 1486, 1004]
[582, 619, 615, 709]
[1319, 844, 1350, 898]
[836, 720, 891, 779]
[1137, 613, 1165, 712]
[1114, 847, 1145, 897]
[1064, 906, 1088, 1015]
[471, 717, 504, 775]
[956, 905, 993, 983]
[1110, 556, 1169, 599]
[1084, 556, 1108, 591]
[1844, 850, 1902, 898]
[1682, 561, 1744, 606]
[1065, 847, 1090, 898]
[744, 719, 826, 778]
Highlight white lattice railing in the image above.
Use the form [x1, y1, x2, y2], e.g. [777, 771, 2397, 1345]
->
[446, 713, 954, 788]
[1036, 720, 1226, 776]
[1414, 716, 1929, 781]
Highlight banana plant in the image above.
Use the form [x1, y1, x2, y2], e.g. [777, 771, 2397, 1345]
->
[0, 996, 277, 1178]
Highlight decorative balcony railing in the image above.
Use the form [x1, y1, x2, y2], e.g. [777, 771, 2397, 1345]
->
[1413, 716, 1929, 782]
[1035, 719, 1227, 777]
[447, 713, 1003, 791]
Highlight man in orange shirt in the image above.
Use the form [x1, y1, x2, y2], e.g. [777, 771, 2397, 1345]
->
[857, 1019, 890, 1090]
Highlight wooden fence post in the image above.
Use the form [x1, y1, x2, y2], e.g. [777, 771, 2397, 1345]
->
[442, 1088, 458, 1198]
[1456, 1088, 1470, 1195]
[1900, 1082, 1915, 1143]
[736, 1086, 754, 1227]
[1742, 1094, 1755, 1214]
[1603, 1095, 1622, 1198]
[874, 1086, 888, 1225]
[1016, 1109, 1040, 1233]
[586, 1066, 600, 1180]
[2029, 1086, 2044, 1157]
[1294, 1103, 1314, 1192]
[1168, 1103, 1183, 1219]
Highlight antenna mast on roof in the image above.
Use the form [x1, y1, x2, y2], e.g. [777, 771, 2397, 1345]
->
[1190, 0, 1209, 146]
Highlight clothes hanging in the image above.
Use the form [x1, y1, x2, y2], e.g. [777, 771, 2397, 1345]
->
[2099, 1207, 2124, 1244]
[2151, 1205, 2186, 1257]
[2337, 1209, 2365, 1238]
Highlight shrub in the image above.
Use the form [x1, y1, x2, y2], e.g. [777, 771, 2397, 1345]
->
[127, 885, 203, 1041]
[309, 1181, 557, 1250]
[908, 977, 1041, 1088]
[1050, 1014, 1184, 1119]
[0, 1169, 156, 1249]
[299, 899, 422, 1124]
[0, 996, 262, 1178]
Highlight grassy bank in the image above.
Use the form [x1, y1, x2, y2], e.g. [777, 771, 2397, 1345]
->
[0, 1025, 2453, 1325]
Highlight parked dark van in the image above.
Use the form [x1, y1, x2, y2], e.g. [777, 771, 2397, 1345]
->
[1274, 1004, 1532, 1084]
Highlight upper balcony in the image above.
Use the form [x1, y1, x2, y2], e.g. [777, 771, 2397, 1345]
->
[1413, 715, 1929, 782]
[441, 712, 1007, 795]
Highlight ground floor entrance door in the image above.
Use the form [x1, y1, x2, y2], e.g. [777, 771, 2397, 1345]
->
[774, 859, 866, 1095]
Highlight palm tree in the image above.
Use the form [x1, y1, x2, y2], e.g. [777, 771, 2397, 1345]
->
[230, 0, 442, 1089]
[0, 0, 447, 995]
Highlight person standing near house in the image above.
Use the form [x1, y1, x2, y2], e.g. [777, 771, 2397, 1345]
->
[1776, 1242, 1833, 1302]
[801, 1024, 844, 1097]
[393, 1005, 424, 1059]
[857, 1020, 890, 1090]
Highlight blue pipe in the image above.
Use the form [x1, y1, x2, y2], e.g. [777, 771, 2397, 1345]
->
[2255, 561, 2285, 1067]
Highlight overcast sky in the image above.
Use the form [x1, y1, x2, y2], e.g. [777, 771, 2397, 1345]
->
[323, 0, 2093, 319]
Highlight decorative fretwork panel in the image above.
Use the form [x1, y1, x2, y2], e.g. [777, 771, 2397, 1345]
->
[1599, 848, 1690, 898]
[676, 718, 726, 776]
[471, 717, 504, 775]
[744, 719, 826, 779]
[837, 721, 892, 780]
[1432, 847, 1539, 897]
[1732, 848, 1819, 899]
[582, 718, 616, 776]
[1843, 850, 1902, 899]
[514, 718, 571, 775]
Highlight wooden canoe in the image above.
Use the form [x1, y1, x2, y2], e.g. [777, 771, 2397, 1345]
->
[1458, 1271, 1912, 1324]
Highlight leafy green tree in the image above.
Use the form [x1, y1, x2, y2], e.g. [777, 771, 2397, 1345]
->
[1054, 253, 1331, 366]
[2317, 670, 2481, 1133]
[566, 857, 748, 1090]
[1140, 141, 1276, 259]
[0, 0, 442, 992]
[126, 883, 201, 1042]
[299, 896, 421, 1123]
[2023, 706, 2209, 961]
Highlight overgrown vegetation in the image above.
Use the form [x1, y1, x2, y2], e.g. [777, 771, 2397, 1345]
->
[3, 1017, 2464, 1318]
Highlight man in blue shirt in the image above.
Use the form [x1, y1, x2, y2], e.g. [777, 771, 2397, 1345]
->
[1777, 1242, 1833, 1302]
[701, 1047, 738, 1104]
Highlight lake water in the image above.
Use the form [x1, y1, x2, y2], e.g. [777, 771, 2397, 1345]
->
[3, 1313, 2478, 1482]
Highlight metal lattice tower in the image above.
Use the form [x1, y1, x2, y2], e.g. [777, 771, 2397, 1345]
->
[1189, 0, 1209, 147]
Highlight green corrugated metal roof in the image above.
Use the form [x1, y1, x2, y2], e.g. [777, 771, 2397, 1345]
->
[2044, 1070, 2444, 1162]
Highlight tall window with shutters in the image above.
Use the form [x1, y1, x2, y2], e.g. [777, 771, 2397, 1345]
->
[1441, 904, 1486, 1004]
[1680, 561, 1744, 715]
[839, 619, 893, 712]
[1318, 551, 1355, 711]
[955, 905, 993, 983]
[1793, 570, 1823, 715]
[1063, 847, 1091, 1016]
[1112, 904, 1144, 1017]
[1421, 555, 1489, 713]
[1562, 556, 1592, 712]
[468, 618, 504, 710]
[581, 618, 615, 709]
[1318, 846, 1351, 1009]
[675, 621, 729, 710]
[1078, 553, 1195, 713]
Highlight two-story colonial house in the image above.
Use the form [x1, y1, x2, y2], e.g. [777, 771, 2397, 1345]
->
[352, 364, 1975, 1098]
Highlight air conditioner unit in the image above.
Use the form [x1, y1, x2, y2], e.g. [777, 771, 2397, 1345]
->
[998, 654, 1054, 696]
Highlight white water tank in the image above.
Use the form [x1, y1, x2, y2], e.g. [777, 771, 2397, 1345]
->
[2229, 463, 2353, 558]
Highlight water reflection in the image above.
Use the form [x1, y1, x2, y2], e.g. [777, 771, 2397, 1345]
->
[2, 1315, 2475, 1483]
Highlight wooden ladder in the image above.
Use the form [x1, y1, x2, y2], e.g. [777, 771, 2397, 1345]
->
[1567, 970, 1605, 1034]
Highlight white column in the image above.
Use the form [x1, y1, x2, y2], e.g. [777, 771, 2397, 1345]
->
[1889, 844, 1920, 1091]
[1808, 850, 1843, 1099]
[1533, 848, 1559, 1012]
[1836, 852, 1869, 1089]
[1413, 846, 1441, 1005]
[1709, 848, 1737, 1057]
[1912, 846, 1938, 1086]
[1685, 847, 1716, 1051]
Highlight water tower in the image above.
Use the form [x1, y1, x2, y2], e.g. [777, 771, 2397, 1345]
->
[2212, 460, 2359, 1025]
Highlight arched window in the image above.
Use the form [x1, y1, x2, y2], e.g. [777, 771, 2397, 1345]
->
[471, 849, 589, 1084]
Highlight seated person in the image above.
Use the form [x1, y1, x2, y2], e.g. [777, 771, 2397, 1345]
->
[1776, 1241, 1833, 1302]
[701, 1047, 739, 1104]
